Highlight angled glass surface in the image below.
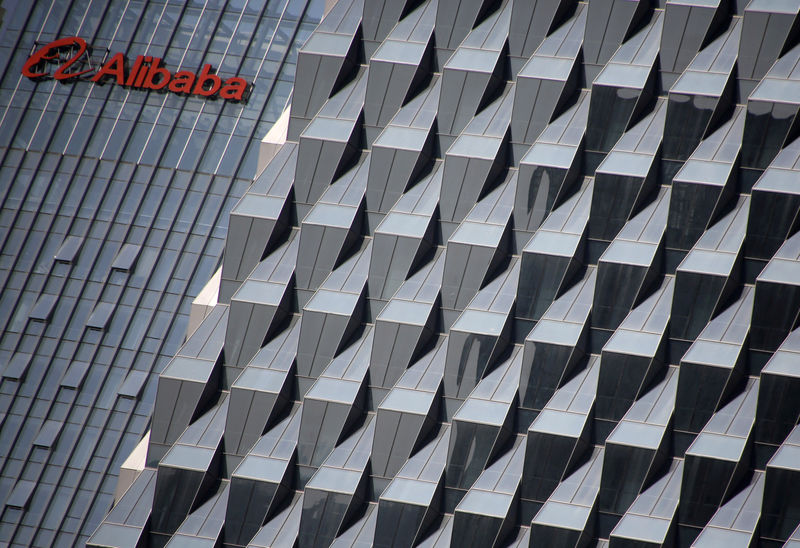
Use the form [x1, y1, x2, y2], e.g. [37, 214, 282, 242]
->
[380, 387, 435, 414]
[374, 126, 430, 150]
[531, 409, 586, 437]
[533, 500, 590, 529]
[162, 356, 214, 382]
[455, 398, 509, 425]
[233, 455, 287, 482]
[161, 445, 215, 470]
[233, 367, 287, 392]
[304, 203, 358, 228]
[683, 340, 741, 367]
[377, 212, 430, 238]
[448, 135, 502, 160]
[307, 466, 362, 493]
[458, 490, 512, 517]
[604, 330, 662, 357]
[599, 151, 654, 177]
[301, 116, 355, 141]
[612, 514, 671, 542]
[305, 289, 360, 314]
[233, 194, 285, 219]
[608, 420, 664, 448]
[373, 39, 427, 64]
[522, 142, 578, 169]
[601, 240, 658, 266]
[520, 55, 574, 80]
[445, 47, 499, 71]
[302, 32, 354, 55]
[672, 70, 728, 95]
[381, 477, 437, 504]
[595, 63, 651, 88]
[378, 299, 432, 325]
[688, 432, 746, 460]
[451, 309, 506, 335]
[529, 319, 583, 346]
[233, 280, 287, 305]
[526, 231, 581, 257]
[675, 159, 731, 186]
[306, 377, 361, 403]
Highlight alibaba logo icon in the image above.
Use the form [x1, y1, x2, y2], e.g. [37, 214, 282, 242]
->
[22, 37, 93, 81]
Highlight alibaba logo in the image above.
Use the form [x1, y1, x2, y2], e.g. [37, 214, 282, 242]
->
[22, 37, 251, 102]
[22, 36, 93, 81]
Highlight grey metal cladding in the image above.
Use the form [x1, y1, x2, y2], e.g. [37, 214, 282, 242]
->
[755, 328, 800, 446]
[516, 179, 591, 320]
[695, 469, 764, 545]
[738, 0, 800, 97]
[247, 492, 304, 548]
[519, 266, 595, 413]
[298, 418, 374, 547]
[522, 356, 598, 504]
[362, 0, 425, 45]
[368, 197, 439, 301]
[511, 5, 586, 146]
[671, 196, 747, 341]
[441, 259, 518, 403]
[289, 0, 365, 140]
[509, 0, 577, 65]
[762, 425, 800, 540]
[589, 98, 666, 242]
[746, 135, 800, 260]
[596, 276, 673, 424]
[663, 18, 741, 163]
[367, 124, 437, 214]
[224, 236, 298, 376]
[583, 0, 653, 73]
[297, 328, 371, 466]
[371, 298, 437, 389]
[296, 242, 370, 379]
[87, 469, 155, 547]
[372, 385, 440, 478]
[374, 425, 449, 546]
[751, 230, 800, 352]
[599, 367, 676, 515]
[75, 0, 800, 545]
[297, 155, 367, 291]
[434, 0, 501, 63]
[586, 13, 662, 155]
[437, 4, 510, 137]
[741, 41, 800, 185]
[453, 438, 524, 547]
[609, 458, 683, 546]
[592, 188, 669, 332]
[660, 0, 729, 87]
[151, 441, 223, 538]
[444, 345, 519, 489]
[364, 1, 437, 130]
[330, 502, 378, 547]
[530, 446, 604, 547]
[295, 69, 367, 206]
[679, 378, 758, 527]
[674, 287, 752, 436]
[666, 107, 744, 253]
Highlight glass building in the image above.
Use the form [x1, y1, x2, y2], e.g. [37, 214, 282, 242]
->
[0, 0, 323, 546]
[5, 0, 800, 546]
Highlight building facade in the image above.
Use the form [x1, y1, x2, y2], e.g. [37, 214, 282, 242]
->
[0, 0, 323, 546]
[4, 0, 800, 546]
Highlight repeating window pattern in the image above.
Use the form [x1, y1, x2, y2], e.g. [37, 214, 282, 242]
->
[0, 0, 322, 546]
[103, 0, 800, 547]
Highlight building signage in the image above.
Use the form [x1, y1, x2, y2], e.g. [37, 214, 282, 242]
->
[22, 37, 250, 101]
